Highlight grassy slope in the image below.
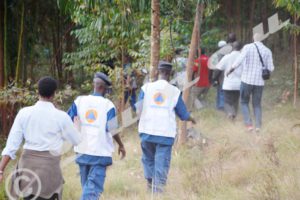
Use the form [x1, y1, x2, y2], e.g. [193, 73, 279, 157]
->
[1, 63, 300, 200]
[62, 65, 300, 200]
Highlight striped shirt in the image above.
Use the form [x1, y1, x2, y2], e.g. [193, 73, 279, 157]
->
[232, 42, 274, 86]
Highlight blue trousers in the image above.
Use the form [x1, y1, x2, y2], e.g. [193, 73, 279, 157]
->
[141, 141, 172, 192]
[216, 85, 225, 110]
[78, 164, 106, 200]
[240, 82, 264, 128]
[124, 89, 137, 109]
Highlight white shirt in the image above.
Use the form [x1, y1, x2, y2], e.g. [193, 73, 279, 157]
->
[232, 42, 274, 86]
[2, 101, 81, 159]
[216, 51, 242, 90]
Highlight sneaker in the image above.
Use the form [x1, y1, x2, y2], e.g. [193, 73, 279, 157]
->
[246, 125, 254, 132]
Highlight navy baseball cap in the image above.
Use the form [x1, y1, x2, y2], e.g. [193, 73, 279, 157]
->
[158, 61, 172, 71]
[94, 72, 112, 86]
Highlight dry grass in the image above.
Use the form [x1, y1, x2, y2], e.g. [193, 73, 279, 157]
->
[60, 100, 300, 200]
[1, 65, 300, 200]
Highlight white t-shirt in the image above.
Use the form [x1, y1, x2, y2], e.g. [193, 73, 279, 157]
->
[216, 51, 243, 91]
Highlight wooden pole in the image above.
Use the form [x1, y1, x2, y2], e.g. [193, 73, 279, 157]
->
[150, 0, 160, 81]
[293, 14, 298, 107]
[178, 3, 204, 145]
[15, 2, 25, 85]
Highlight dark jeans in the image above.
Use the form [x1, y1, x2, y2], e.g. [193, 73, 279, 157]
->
[216, 85, 225, 110]
[224, 90, 240, 118]
[24, 194, 59, 200]
[141, 141, 172, 193]
[240, 82, 264, 128]
[124, 89, 137, 109]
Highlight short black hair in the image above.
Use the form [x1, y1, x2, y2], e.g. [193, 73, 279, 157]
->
[232, 41, 243, 51]
[227, 33, 237, 43]
[201, 48, 206, 55]
[38, 76, 58, 98]
[158, 68, 172, 76]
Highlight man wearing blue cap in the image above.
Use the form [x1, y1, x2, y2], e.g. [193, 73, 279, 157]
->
[136, 61, 196, 193]
[68, 72, 126, 200]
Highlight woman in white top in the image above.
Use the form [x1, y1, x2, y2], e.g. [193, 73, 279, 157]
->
[0, 77, 81, 200]
[216, 41, 243, 120]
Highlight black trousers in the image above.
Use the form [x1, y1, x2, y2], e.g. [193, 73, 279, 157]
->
[224, 90, 240, 117]
[24, 194, 59, 200]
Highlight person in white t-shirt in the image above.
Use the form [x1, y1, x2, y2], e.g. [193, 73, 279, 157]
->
[216, 41, 243, 120]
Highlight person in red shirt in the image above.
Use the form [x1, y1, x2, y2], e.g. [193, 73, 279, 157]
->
[191, 48, 211, 109]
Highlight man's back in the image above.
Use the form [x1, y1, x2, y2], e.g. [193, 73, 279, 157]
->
[2, 101, 81, 159]
[73, 95, 116, 157]
[138, 80, 181, 137]
[237, 42, 274, 86]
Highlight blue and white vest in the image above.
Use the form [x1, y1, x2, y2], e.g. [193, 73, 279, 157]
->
[138, 80, 181, 138]
[74, 95, 115, 157]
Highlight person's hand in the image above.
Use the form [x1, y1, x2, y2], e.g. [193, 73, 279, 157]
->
[226, 68, 234, 77]
[118, 145, 126, 160]
[189, 117, 197, 124]
[212, 81, 219, 87]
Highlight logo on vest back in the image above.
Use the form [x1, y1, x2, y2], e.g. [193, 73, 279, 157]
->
[85, 109, 98, 123]
[153, 92, 165, 105]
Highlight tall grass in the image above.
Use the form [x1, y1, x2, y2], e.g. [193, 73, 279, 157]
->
[1, 63, 300, 199]
[61, 96, 300, 199]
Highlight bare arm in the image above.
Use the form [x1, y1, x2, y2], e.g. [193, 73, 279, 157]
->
[0, 155, 11, 183]
[113, 134, 126, 159]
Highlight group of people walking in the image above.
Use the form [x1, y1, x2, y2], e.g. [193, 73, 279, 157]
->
[0, 62, 195, 199]
[192, 33, 274, 132]
[0, 32, 274, 200]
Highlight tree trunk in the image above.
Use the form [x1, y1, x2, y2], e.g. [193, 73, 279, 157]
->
[0, 0, 4, 88]
[236, 0, 242, 40]
[150, 0, 160, 81]
[293, 14, 298, 107]
[56, 11, 63, 83]
[178, 3, 204, 145]
[227, 0, 233, 32]
[3, 0, 8, 86]
[15, 2, 25, 86]
[249, 0, 256, 42]
[65, 23, 75, 86]
[261, 0, 268, 34]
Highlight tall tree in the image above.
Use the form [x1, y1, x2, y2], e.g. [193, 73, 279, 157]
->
[150, 0, 160, 81]
[15, 1, 25, 85]
[178, 2, 204, 144]
[274, 0, 300, 107]
[0, 0, 4, 88]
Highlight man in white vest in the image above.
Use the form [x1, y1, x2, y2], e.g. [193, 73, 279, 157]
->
[136, 61, 196, 193]
[68, 72, 126, 200]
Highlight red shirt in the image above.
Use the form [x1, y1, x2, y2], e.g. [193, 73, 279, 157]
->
[193, 54, 210, 87]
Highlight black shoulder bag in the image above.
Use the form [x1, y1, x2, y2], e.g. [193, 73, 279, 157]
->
[254, 43, 270, 80]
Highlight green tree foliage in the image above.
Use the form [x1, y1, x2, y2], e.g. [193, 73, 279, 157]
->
[274, 0, 300, 34]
